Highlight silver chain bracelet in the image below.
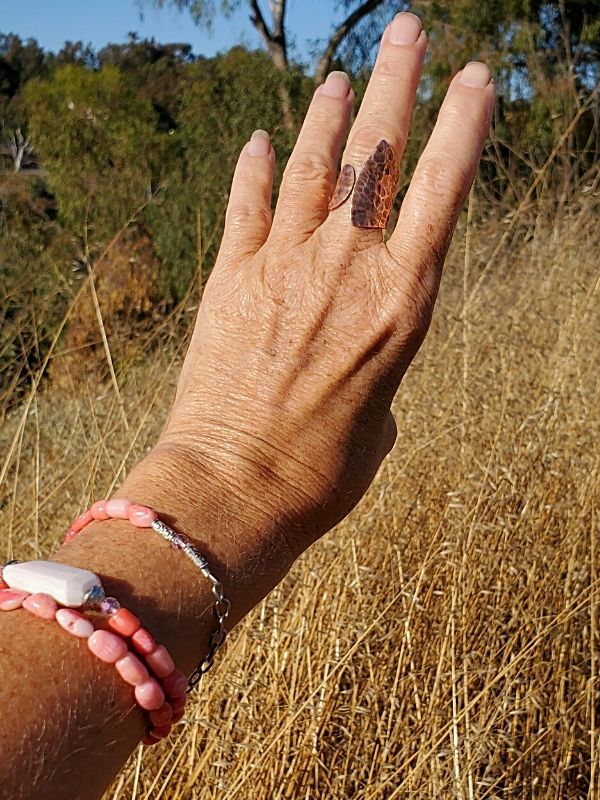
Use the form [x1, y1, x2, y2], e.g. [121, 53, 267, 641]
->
[151, 519, 231, 692]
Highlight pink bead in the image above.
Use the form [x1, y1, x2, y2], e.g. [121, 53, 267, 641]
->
[131, 627, 156, 655]
[171, 694, 187, 713]
[108, 608, 140, 637]
[115, 652, 149, 686]
[105, 498, 132, 520]
[70, 510, 94, 533]
[162, 668, 187, 698]
[88, 629, 128, 662]
[90, 500, 110, 520]
[22, 593, 58, 619]
[56, 608, 94, 638]
[149, 702, 173, 727]
[128, 505, 158, 528]
[0, 588, 29, 610]
[64, 529, 78, 544]
[149, 723, 172, 740]
[146, 645, 175, 678]
[135, 678, 165, 710]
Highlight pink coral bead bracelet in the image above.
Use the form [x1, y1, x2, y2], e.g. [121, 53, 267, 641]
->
[0, 561, 185, 746]
[65, 498, 231, 692]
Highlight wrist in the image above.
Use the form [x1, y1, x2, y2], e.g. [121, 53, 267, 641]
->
[125, 440, 300, 580]
[52, 442, 296, 674]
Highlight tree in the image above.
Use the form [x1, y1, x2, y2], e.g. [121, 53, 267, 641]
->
[410, 0, 599, 182]
[411, 0, 599, 94]
[24, 64, 160, 243]
[147, 46, 313, 299]
[145, 0, 405, 127]
[4, 128, 33, 172]
[98, 36, 197, 130]
[0, 35, 50, 127]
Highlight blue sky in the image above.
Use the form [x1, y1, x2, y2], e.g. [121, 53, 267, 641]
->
[2, 0, 339, 66]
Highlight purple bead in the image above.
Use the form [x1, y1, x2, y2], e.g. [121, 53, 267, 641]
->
[100, 596, 121, 615]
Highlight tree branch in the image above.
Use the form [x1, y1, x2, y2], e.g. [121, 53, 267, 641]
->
[270, 0, 286, 43]
[315, 0, 387, 84]
[248, 0, 291, 126]
[248, 0, 274, 47]
[267, 0, 288, 67]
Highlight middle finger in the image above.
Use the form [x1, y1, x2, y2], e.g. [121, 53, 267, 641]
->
[326, 12, 427, 238]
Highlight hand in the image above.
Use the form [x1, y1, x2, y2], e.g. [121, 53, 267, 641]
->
[144, 13, 495, 570]
[0, 20, 494, 797]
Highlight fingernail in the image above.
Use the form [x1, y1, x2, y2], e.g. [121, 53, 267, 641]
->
[248, 129, 271, 157]
[389, 12, 422, 45]
[459, 61, 492, 88]
[322, 71, 350, 99]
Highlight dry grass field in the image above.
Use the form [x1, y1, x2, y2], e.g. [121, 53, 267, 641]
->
[1, 165, 599, 797]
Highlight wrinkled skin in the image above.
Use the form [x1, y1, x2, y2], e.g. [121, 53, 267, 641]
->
[146, 16, 495, 563]
[0, 17, 498, 800]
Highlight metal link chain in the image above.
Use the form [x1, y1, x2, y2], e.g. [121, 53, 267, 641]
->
[151, 518, 231, 693]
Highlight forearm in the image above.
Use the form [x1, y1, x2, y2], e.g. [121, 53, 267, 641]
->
[0, 446, 294, 800]
[0, 17, 494, 796]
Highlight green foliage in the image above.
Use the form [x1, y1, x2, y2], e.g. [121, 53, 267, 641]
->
[147, 47, 311, 299]
[413, 0, 599, 98]
[0, 34, 50, 127]
[98, 37, 197, 129]
[0, 178, 71, 404]
[15, 41, 314, 303]
[24, 65, 160, 243]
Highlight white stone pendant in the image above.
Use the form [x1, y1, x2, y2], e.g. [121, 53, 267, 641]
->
[2, 561, 102, 607]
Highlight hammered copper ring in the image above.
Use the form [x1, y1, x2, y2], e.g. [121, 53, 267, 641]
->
[328, 139, 399, 230]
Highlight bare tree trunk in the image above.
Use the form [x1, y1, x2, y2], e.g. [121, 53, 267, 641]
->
[248, 0, 392, 129]
[8, 129, 32, 173]
[249, 0, 294, 130]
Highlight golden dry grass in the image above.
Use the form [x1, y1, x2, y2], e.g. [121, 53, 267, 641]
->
[1, 172, 599, 798]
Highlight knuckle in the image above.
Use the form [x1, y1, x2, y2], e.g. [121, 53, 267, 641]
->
[401, 293, 432, 346]
[416, 154, 471, 203]
[283, 153, 333, 187]
[379, 281, 431, 353]
[444, 98, 488, 130]
[347, 123, 404, 162]
[375, 52, 406, 80]
[387, 264, 434, 344]
[444, 101, 470, 126]
[226, 203, 271, 231]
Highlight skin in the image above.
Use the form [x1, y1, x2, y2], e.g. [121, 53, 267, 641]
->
[0, 14, 495, 800]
